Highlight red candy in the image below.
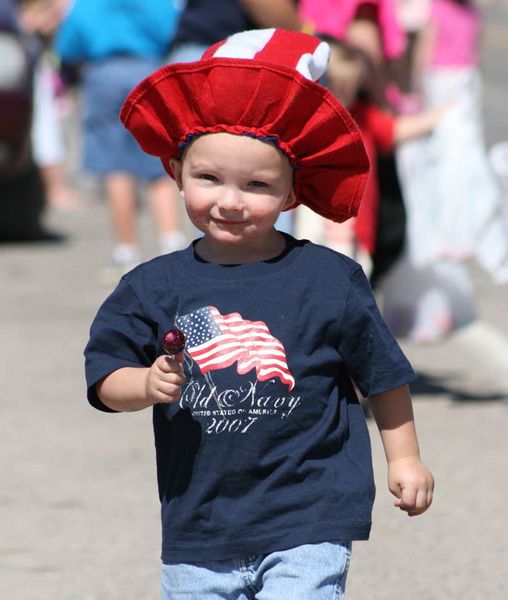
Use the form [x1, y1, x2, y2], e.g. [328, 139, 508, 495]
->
[162, 328, 186, 355]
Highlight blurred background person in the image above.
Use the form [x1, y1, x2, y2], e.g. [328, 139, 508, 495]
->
[294, 0, 413, 281]
[411, 0, 508, 279]
[19, 0, 83, 210]
[297, 37, 449, 276]
[381, 0, 508, 343]
[54, 0, 185, 281]
[0, 0, 61, 241]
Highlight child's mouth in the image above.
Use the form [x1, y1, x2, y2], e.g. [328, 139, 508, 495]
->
[213, 218, 246, 226]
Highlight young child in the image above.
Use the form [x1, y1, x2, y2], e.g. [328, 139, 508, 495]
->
[84, 29, 434, 599]
[318, 37, 450, 274]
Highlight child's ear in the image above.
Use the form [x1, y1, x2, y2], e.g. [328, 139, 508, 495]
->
[284, 188, 297, 209]
[169, 159, 183, 190]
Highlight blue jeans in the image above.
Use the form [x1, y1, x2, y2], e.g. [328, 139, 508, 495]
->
[161, 541, 352, 599]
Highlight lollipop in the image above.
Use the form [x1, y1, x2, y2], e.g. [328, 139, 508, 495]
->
[162, 328, 186, 357]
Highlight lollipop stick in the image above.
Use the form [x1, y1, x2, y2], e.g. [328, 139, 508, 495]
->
[162, 328, 224, 415]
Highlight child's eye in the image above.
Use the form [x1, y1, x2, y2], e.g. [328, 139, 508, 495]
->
[199, 173, 218, 182]
[249, 180, 269, 188]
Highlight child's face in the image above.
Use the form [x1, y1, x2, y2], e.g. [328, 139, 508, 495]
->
[171, 132, 295, 249]
[326, 49, 365, 109]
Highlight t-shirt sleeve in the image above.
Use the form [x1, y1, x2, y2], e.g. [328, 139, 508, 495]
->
[338, 267, 416, 397]
[84, 277, 157, 412]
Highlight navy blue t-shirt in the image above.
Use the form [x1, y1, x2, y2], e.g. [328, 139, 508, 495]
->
[172, 0, 256, 48]
[84, 236, 416, 563]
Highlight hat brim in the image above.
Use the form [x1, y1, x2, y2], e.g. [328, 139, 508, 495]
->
[121, 58, 369, 222]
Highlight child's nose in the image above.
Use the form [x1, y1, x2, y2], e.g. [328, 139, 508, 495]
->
[218, 186, 243, 211]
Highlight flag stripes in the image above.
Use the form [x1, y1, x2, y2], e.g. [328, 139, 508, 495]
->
[176, 306, 295, 390]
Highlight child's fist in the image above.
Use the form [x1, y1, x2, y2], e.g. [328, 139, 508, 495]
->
[388, 456, 434, 517]
[146, 354, 186, 405]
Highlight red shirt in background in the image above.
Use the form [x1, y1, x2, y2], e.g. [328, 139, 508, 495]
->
[350, 100, 395, 254]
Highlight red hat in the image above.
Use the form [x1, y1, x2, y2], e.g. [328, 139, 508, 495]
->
[120, 28, 369, 222]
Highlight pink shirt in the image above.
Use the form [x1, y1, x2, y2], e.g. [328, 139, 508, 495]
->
[429, 0, 480, 67]
[299, 0, 406, 59]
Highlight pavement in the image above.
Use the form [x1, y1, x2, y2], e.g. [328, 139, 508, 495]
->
[1, 3, 508, 599]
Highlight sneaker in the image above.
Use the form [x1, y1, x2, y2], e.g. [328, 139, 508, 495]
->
[97, 244, 141, 286]
[112, 243, 141, 264]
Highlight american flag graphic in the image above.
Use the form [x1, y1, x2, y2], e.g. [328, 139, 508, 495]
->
[176, 306, 295, 390]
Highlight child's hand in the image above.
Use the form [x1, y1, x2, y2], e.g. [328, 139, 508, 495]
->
[146, 354, 186, 405]
[387, 456, 434, 517]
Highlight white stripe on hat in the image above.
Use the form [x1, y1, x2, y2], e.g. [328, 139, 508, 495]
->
[211, 28, 329, 83]
[295, 42, 330, 82]
[213, 28, 276, 60]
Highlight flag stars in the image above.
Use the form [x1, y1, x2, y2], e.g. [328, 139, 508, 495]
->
[177, 307, 223, 346]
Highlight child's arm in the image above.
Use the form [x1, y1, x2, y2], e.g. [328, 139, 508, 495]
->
[393, 103, 451, 145]
[96, 354, 185, 412]
[369, 384, 434, 516]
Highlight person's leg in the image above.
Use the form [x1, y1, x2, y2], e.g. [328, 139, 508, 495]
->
[148, 177, 187, 253]
[104, 172, 141, 265]
[161, 559, 252, 600]
[253, 541, 352, 600]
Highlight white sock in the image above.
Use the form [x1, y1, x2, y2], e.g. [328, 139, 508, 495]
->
[159, 231, 187, 254]
[112, 243, 141, 265]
